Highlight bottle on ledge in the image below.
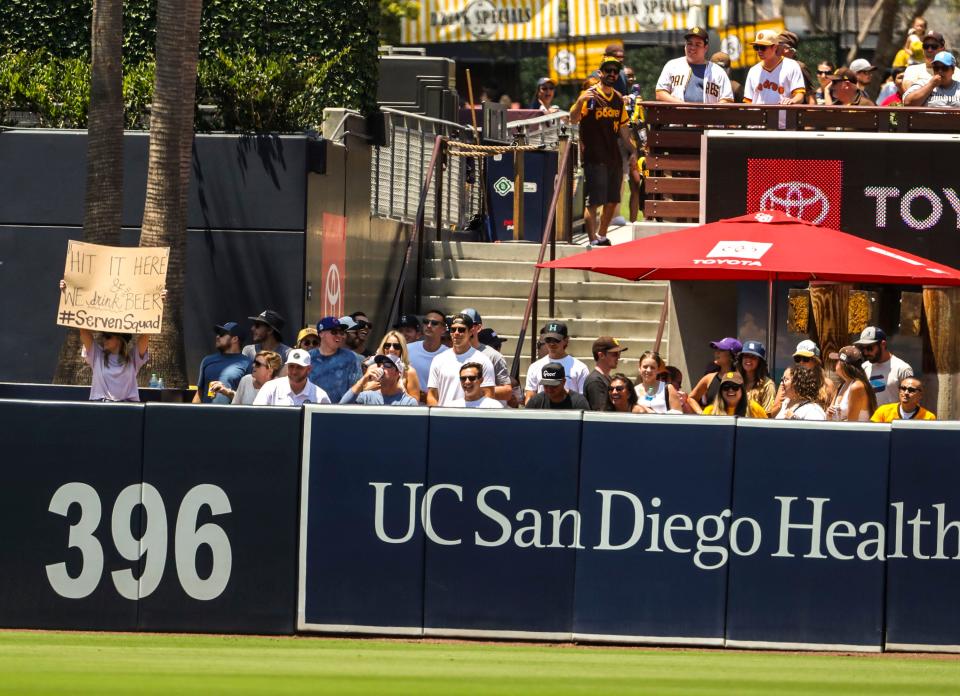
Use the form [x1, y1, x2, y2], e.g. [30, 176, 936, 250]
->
[149, 373, 159, 388]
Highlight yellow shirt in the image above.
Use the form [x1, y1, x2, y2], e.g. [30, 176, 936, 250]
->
[870, 402, 936, 422]
[703, 400, 768, 418]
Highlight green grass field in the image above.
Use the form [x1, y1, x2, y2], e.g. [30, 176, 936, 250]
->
[1, 631, 958, 695]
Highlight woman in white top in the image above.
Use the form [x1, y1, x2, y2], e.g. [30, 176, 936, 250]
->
[225, 350, 281, 405]
[634, 351, 683, 414]
[777, 365, 826, 421]
[826, 345, 877, 422]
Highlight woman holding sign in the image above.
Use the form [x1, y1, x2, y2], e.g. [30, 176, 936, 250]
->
[59, 280, 162, 402]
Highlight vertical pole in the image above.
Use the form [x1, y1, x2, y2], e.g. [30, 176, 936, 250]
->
[556, 133, 571, 243]
[434, 141, 443, 241]
[513, 148, 525, 241]
[531, 285, 539, 363]
[767, 276, 775, 375]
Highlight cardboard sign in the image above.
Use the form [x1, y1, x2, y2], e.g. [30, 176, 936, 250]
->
[58, 241, 169, 334]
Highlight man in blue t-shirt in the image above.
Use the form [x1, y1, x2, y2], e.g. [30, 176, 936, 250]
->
[194, 321, 253, 403]
[308, 316, 362, 403]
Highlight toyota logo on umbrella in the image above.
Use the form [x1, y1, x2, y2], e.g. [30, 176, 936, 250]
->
[760, 182, 830, 224]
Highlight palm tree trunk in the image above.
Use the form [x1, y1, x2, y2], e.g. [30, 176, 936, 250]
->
[138, 0, 203, 388]
[54, 0, 124, 385]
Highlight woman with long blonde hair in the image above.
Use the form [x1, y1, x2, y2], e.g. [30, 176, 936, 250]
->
[373, 330, 421, 401]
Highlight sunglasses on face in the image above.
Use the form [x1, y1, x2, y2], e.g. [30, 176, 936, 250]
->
[540, 85, 555, 91]
[753, 45, 772, 51]
[817, 70, 832, 75]
[354, 321, 371, 330]
[794, 356, 813, 363]
[449, 326, 469, 334]
[608, 385, 626, 392]
[383, 342, 402, 350]
[253, 360, 267, 369]
[602, 67, 620, 75]
[722, 385, 742, 392]
[924, 43, 941, 50]
[300, 339, 320, 347]
[899, 385, 921, 394]
[459, 374, 480, 382]
[544, 337, 561, 344]
[424, 319, 444, 326]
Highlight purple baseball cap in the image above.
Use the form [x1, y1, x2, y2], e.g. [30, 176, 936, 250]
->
[710, 337, 743, 353]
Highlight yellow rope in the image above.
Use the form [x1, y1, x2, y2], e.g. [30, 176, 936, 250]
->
[446, 141, 546, 157]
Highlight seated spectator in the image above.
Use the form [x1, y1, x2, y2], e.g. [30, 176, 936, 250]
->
[394, 314, 422, 345]
[296, 327, 321, 350]
[871, 377, 936, 421]
[243, 309, 290, 362]
[524, 362, 591, 410]
[308, 316, 362, 403]
[702, 371, 767, 417]
[525, 321, 589, 400]
[341, 354, 418, 406]
[904, 51, 960, 106]
[664, 364, 695, 413]
[634, 350, 682, 413]
[688, 337, 741, 413]
[770, 366, 793, 418]
[194, 321, 252, 404]
[737, 340, 776, 415]
[827, 68, 875, 106]
[367, 330, 421, 401]
[849, 58, 877, 98]
[254, 349, 331, 405]
[448, 362, 504, 408]
[583, 336, 627, 411]
[608, 373, 642, 413]
[227, 350, 281, 405]
[814, 61, 835, 104]
[826, 346, 877, 422]
[792, 339, 834, 408]
[426, 313, 495, 406]
[347, 311, 374, 357]
[775, 365, 826, 420]
[903, 30, 944, 92]
[879, 67, 907, 106]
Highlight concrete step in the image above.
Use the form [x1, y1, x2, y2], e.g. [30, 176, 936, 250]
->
[424, 258, 640, 282]
[430, 239, 588, 262]
[427, 296, 665, 321]
[464, 316, 659, 339]
[421, 278, 665, 302]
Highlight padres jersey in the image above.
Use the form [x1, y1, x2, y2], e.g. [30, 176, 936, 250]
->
[574, 86, 628, 167]
[655, 57, 734, 103]
[743, 57, 806, 104]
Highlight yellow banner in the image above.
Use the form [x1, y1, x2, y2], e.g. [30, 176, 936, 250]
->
[718, 19, 786, 69]
[547, 39, 613, 84]
[568, 0, 727, 36]
[401, 0, 559, 44]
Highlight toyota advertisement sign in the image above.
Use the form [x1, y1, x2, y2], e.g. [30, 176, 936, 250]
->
[703, 132, 960, 268]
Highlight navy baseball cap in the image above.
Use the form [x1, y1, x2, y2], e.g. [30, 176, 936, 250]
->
[215, 321, 246, 341]
[478, 328, 506, 350]
[394, 314, 421, 330]
[740, 340, 766, 361]
[855, 326, 887, 346]
[317, 316, 347, 332]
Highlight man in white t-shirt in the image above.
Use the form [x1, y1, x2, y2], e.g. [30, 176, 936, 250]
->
[903, 30, 944, 92]
[656, 27, 734, 104]
[904, 51, 960, 107]
[254, 349, 331, 406]
[447, 362, 504, 409]
[855, 326, 913, 407]
[742, 29, 806, 105]
[407, 308, 449, 402]
[524, 321, 589, 400]
[426, 313, 495, 406]
[461, 307, 515, 405]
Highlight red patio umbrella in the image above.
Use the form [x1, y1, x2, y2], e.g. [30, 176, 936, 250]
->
[539, 210, 960, 368]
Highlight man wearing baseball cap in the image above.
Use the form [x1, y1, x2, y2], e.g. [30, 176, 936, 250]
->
[903, 30, 945, 92]
[524, 321, 590, 402]
[777, 31, 817, 103]
[855, 326, 913, 406]
[656, 27, 733, 104]
[254, 349, 331, 406]
[306, 316, 362, 403]
[743, 29, 806, 104]
[583, 336, 627, 411]
[393, 314, 422, 345]
[340, 353, 418, 406]
[904, 51, 960, 107]
[426, 313, 495, 406]
[524, 362, 591, 410]
[193, 321, 253, 404]
[243, 309, 291, 362]
[828, 67, 875, 106]
[460, 308, 515, 405]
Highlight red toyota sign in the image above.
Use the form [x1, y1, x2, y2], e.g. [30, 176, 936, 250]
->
[746, 158, 843, 229]
[321, 212, 346, 318]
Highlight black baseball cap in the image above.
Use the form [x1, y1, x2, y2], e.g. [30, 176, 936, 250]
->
[541, 361, 566, 386]
[394, 314, 421, 330]
[542, 321, 568, 341]
[215, 321, 247, 342]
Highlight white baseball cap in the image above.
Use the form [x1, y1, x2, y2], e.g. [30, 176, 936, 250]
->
[286, 349, 312, 367]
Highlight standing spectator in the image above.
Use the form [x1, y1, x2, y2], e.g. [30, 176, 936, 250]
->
[737, 340, 776, 415]
[814, 61, 836, 104]
[656, 27, 734, 104]
[777, 31, 817, 104]
[827, 67, 875, 106]
[254, 349, 331, 406]
[634, 350, 682, 413]
[608, 373, 642, 413]
[848, 58, 878, 99]
[688, 337, 742, 413]
[369, 330, 421, 401]
[224, 350, 281, 405]
[296, 327, 321, 350]
[341, 354, 418, 406]
[903, 30, 944, 92]
[702, 371, 768, 417]
[524, 363, 591, 410]
[307, 316, 362, 403]
[243, 309, 290, 362]
[826, 346, 877, 422]
[871, 377, 936, 421]
[879, 67, 908, 106]
[743, 30, 806, 104]
[583, 336, 626, 411]
[347, 311, 374, 357]
[393, 314, 422, 345]
[590, 42, 630, 95]
[478, 328, 507, 352]
[407, 308, 448, 401]
[461, 308, 514, 404]
[569, 54, 638, 247]
[426, 313, 495, 406]
[711, 51, 743, 102]
[525, 321, 590, 400]
[529, 78, 559, 113]
[448, 362, 504, 408]
[904, 52, 960, 106]
[855, 326, 914, 406]
[776, 366, 826, 420]
[193, 321, 252, 404]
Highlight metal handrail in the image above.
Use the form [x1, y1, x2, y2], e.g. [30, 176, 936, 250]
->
[380, 106, 478, 137]
[506, 111, 571, 130]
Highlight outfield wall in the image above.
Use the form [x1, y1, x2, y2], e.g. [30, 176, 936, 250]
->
[4, 400, 959, 652]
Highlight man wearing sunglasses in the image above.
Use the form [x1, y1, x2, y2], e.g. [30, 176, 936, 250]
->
[903, 30, 945, 93]
[408, 308, 449, 401]
[447, 362, 503, 408]
[393, 314, 422, 345]
[570, 54, 637, 247]
[743, 29, 805, 104]
[341, 353, 418, 406]
[855, 326, 913, 406]
[461, 308, 515, 406]
[524, 321, 589, 402]
[243, 309, 291, 363]
[345, 311, 374, 357]
[307, 315, 363, 403]
[870, 377, 936, 422]
[826, 67, 875, 106]
[656, 27, 733, 104]
[904, 51, 960, 107]
[193, 321, 253, 404]
[426, 313, 494, 406]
